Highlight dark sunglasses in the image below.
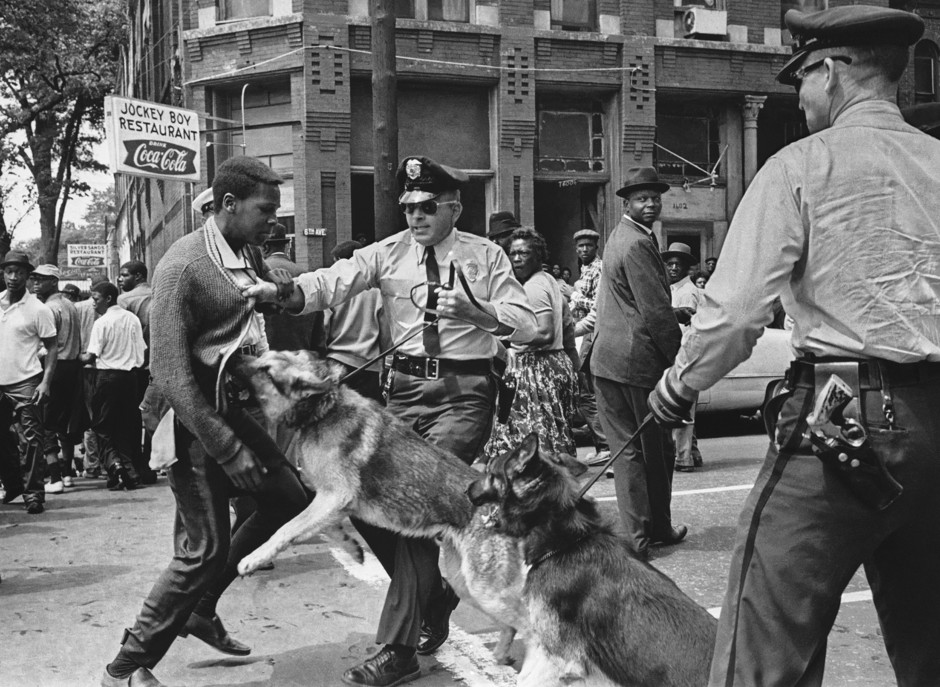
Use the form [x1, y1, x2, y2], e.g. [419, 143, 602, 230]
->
[793, 55, 852, 91]
[399, 200, 459, 215]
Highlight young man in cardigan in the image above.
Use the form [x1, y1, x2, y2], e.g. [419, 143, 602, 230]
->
[101, 157, 309, 687]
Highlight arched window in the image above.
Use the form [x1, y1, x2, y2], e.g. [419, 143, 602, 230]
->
[915, 40, 939, 104]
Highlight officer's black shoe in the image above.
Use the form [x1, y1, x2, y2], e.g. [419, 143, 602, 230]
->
[416, 584, 460, 655]
[342, 646, 419, 687]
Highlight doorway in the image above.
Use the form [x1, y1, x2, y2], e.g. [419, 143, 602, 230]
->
[534, 181, 606, 276]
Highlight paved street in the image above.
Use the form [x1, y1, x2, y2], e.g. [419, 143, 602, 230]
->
[1, 427, 897, 686]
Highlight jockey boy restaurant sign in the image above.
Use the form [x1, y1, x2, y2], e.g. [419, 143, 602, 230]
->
[104, 96, 201, 182]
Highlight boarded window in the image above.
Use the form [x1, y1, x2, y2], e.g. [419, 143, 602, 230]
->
[550, 0, 597, 31]
[221, 0, 270, 21]
[428, 0, 468, 21]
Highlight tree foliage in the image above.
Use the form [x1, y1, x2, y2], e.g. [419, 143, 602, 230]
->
[0, 0, 126, 263]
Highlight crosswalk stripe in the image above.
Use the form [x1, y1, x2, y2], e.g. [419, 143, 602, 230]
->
[594, 484, 755, 502]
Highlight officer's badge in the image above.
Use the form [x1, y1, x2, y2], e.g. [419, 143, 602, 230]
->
[405, 159, 422, 180]
[465, 260, 480, 282]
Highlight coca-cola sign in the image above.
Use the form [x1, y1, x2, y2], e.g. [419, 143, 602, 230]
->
[123, 140, 197, 176]
[105, 96, 201, 182]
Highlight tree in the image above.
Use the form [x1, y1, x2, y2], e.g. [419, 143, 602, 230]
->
[0, 0, 126, 264]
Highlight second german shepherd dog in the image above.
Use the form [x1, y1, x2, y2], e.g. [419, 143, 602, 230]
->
[468, 434, 717, 687]
[232, 350, 524, 663]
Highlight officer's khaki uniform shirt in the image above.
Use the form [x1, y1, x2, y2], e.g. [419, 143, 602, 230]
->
[296, 228, 536, 359]
[676, 101, 940, 391]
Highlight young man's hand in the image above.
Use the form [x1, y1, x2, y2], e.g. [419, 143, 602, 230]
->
[223, 444, 268, 491]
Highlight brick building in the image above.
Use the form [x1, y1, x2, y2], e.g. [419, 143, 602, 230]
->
[113, 0, 940, 274]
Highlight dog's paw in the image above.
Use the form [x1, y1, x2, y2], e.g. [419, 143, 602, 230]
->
[238, 549, 274, 576]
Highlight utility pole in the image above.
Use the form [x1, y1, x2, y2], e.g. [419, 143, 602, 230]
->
[371, 0, 398, 240]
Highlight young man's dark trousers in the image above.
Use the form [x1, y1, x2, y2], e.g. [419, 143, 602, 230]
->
[113, 405, 309, 668]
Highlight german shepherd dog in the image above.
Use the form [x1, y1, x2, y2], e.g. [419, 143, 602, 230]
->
[467, 434, 717, 687]
[232, 350, 524, 663]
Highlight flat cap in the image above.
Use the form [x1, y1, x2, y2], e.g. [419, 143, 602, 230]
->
[397, 156, 468, 204]
[488, 211, 521, 238]
[777, 6, 924, 85]
[573, 229, 600, 242]
[31, 264, 60, 278]
[192, 188, 215, 215]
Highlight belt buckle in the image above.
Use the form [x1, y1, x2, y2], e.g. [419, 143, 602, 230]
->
[426, 358, 439, 380]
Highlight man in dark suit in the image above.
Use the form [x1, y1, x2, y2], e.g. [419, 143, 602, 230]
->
[592, 167, 686, 560]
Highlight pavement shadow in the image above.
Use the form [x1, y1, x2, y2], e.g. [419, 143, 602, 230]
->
[197, 633, 381, 687]
[1, 563, 133, 595]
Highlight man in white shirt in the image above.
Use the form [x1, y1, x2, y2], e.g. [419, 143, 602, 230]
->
[81, 281, 146, 491]
[0, 251, 58, 514]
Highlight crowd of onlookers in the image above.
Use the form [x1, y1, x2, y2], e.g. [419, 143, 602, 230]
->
[0, 211, 722, 514]
[0, 254, 153, 514]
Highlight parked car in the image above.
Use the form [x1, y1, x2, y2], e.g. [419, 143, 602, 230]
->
[697, 327, 794, 415]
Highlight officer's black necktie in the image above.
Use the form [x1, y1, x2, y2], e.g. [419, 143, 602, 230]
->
[650, 231, 660, 251]
[423, 245, 441, 357]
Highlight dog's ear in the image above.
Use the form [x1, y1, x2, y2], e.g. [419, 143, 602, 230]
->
[506, 433, 540, 477]
[544, 451, 588, 477]
[286, 352, 336, 397]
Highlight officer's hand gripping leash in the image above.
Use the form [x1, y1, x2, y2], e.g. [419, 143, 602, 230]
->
[340, 261, 499, 385]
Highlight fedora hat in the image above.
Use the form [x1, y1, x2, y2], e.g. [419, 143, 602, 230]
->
[661, 242, 695, 264]
[0, 251, 34, 272]
[488, 211, 521, 238]
[264, 223, 290, 245]
[616, 167, 670, 198]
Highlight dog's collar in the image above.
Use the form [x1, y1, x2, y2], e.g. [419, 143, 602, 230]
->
[526, 533, 590, 571]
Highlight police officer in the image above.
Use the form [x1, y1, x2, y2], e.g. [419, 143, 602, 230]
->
[245, 155, 536, 686]
[647, 7, 940, 685]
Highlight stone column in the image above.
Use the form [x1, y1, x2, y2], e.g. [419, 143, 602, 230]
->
[742, 95, 767, 188]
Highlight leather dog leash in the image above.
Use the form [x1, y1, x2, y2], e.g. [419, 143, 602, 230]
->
[577, 413, 655, 499]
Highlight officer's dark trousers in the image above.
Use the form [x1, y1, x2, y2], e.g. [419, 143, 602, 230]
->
[594, 376, 676, 557]
[352, 371, 495, 648]
[115, 405, 309, 668]
[710, 376, 940, 687]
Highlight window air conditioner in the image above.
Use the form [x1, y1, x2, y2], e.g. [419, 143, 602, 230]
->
[682, 7, 727, 38]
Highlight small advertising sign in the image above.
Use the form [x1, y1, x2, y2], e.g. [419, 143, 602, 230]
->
[104, 96, 201, 182]
[67, 244, 108, 269]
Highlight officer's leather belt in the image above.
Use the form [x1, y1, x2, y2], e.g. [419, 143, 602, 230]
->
[788, 358, 940, 390]
[392, 353, 491, 380]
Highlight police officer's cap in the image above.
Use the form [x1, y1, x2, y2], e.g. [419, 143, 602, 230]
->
[573, 229, 600, 243]
[397, 156, 469, 204]
[777, 6, 924, 86]
[192, 188, 215, 215]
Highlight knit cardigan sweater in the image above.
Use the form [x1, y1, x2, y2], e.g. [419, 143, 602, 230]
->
[151, 227, 270, 463]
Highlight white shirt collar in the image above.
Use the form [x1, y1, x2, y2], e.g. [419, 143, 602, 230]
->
[209, 217, 251, 269]
[622, 214, 654, 236]
[415, 228, 458, 264]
